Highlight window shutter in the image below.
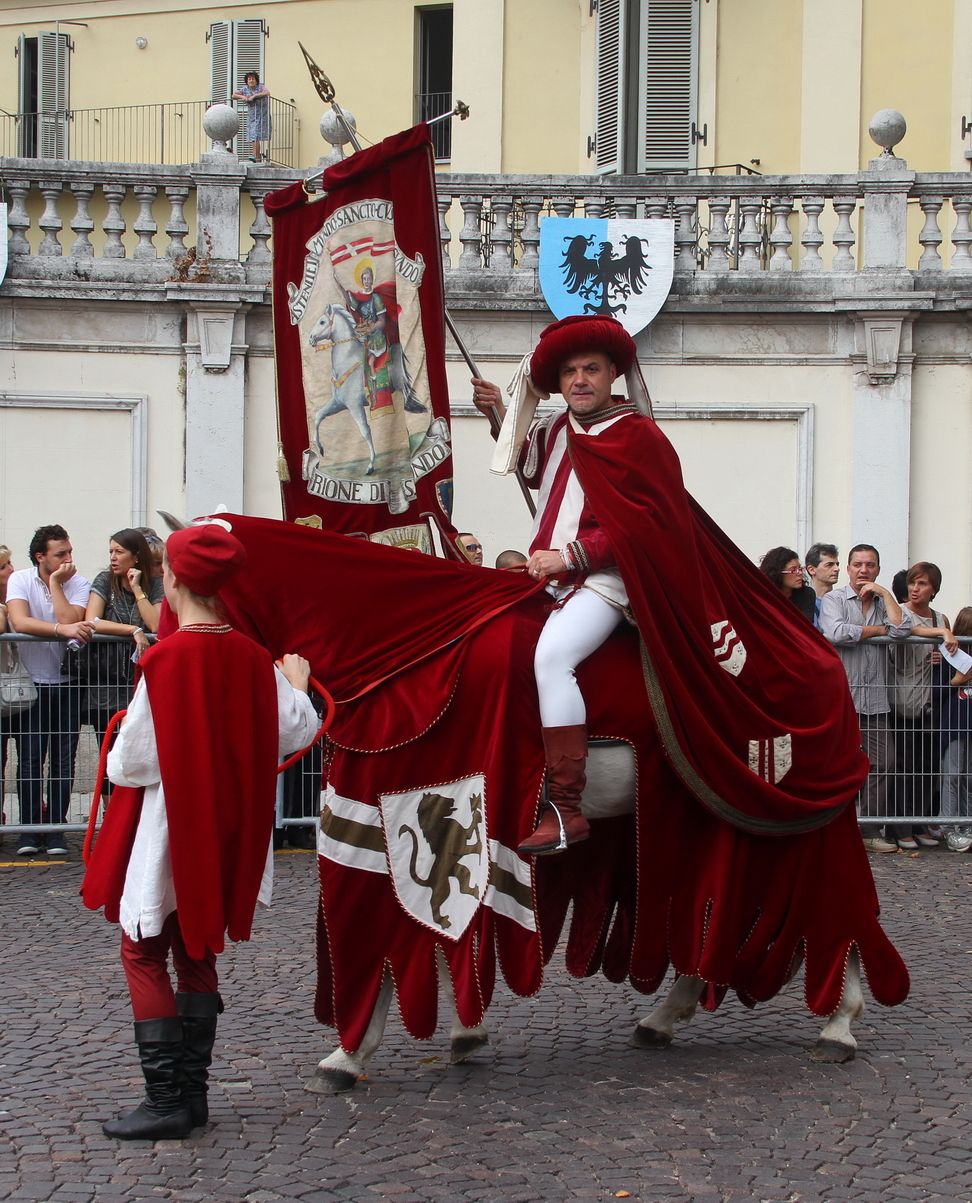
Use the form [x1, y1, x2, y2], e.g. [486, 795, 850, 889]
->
[17, 34, 30, 111]
[37, 31, 69, 158]
[595, 0, 626, 175]
[637, 0, 698, 171]
[209, 21, 231, 103]
[17, 34, 32, 156]
[233, 19, 265, 91]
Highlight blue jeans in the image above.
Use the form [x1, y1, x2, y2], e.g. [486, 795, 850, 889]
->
[17, 684, 81, 826]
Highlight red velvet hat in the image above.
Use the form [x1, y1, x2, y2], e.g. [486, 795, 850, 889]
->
[166, 524, 247, 595]
[529, 315, 638, 395]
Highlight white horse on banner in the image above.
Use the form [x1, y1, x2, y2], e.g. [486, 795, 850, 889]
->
[308, 304, 376, 476]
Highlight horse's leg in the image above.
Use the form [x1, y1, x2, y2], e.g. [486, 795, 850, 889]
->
[436, 947, 489, 1065]
[809, 947, 864, 1064]
[391, 343, 426, 413]
[304, 967, 395, 1094]
[343, 394, 377, 475]
[628, 974, 706, 1050]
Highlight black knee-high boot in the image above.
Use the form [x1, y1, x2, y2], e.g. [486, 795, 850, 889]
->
[103, 1017, 193, 1140]
[177, 992, 223, 1127]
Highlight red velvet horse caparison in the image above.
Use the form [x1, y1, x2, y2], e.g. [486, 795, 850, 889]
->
[209, 446, 907, 1053]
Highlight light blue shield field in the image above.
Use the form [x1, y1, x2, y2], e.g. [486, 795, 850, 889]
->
[538, 217, 675, 337]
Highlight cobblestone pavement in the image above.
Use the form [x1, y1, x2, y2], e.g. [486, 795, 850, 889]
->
[2, 840, 971, 1203]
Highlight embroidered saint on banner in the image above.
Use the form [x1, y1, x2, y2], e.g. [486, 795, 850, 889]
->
[289, 201, 448, 516]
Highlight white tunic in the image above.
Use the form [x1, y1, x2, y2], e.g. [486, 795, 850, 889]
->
[529, 410, 630, 610]
[109, 667, 320, 941]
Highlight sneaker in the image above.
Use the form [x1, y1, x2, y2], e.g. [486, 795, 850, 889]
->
[897, 834, 919, 851]
[46, 835, 68, 855]
[946, 830, 972, 853]
[16, 837, 41, 856]
[926, 825, 947, 840]
[915, 831, 941, 847]
[862, 837, 898, 853]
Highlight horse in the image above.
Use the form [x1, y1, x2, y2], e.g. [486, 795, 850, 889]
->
[305, 739, 867, 1095]
[307, 304, 376, 475]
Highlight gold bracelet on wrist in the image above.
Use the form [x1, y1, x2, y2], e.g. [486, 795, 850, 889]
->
[137, 593, 148, 602]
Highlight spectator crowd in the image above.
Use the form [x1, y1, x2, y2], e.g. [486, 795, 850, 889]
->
[760, 541, 972, 854]
[2, 520, 968, 860]
[0, 523, 163, 856]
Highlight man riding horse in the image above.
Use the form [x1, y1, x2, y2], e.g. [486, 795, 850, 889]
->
[473, 316, 640, 855]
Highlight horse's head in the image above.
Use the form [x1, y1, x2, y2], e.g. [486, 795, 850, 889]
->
[308, 306, 335, 348]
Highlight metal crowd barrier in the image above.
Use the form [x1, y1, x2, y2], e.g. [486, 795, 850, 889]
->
[3, 631, 970, 844]
[838, 634, 972, 831]
[0, 633, 325, 843]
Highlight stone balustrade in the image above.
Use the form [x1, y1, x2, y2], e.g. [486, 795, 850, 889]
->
[0, 156, 292, 287]
[4, 156, 972, 297]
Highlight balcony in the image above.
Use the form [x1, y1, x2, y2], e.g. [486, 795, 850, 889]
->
[0, 98, 298, 168]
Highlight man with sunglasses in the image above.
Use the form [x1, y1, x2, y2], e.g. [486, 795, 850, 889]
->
[457, 533, 484, 566]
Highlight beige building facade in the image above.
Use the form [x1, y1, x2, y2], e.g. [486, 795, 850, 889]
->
[3, 1, 972, 615]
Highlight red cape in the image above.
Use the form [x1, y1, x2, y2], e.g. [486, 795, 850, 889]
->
[81, 629, 279, 959]
[568, 410, 869, 834]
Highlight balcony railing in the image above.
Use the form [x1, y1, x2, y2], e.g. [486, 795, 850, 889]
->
[3, 160, 972, 288]
[0, 98, 297, 167]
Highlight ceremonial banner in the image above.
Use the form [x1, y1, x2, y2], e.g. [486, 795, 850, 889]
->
[539, 217, 675, 336]
[265, 124, 456, 538]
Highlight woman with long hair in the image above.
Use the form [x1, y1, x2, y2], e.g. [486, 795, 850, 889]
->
[759, 545, 816, 622]
[84, 530, 164, 789]
[939, 606, 972, 851]
[888, 562, 954, 850]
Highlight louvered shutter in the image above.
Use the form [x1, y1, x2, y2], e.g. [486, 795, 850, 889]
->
[637, 0, 698, 171]
[209, 21, 231, 103]
[233, 19, 265, 91]
[37, 31, 69, 158]
[231, 19, 265, 155]
[595, 0, 626, 175]
[16, 34, 33, 156]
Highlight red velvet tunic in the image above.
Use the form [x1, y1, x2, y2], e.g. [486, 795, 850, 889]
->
[81, 628, 280, 960]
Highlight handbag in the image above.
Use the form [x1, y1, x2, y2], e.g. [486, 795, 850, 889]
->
[0, 641, 38, 717]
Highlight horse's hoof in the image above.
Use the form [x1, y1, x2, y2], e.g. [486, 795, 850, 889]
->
[628, 1024, 672, 1050]
[366, 466, 375, 476]
[450, 1032, 489, 1065]
[304, 1066, 359, 1094]
[809, 1038, 856, 1064]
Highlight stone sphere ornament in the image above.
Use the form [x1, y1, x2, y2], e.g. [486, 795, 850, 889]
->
[868, 109, 907, 155]
[319, 108, 356, 147]
[203, 104, 241, 150]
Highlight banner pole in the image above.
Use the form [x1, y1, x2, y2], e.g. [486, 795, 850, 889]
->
[444, 310, 536, 519]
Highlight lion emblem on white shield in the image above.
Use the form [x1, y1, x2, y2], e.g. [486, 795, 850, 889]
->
[397, 791, 483, 931]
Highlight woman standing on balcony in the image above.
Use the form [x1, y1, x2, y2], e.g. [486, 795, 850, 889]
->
[233, 71, 272, 162]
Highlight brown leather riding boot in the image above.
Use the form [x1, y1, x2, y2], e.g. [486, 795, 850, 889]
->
[518, 724, 590, 856]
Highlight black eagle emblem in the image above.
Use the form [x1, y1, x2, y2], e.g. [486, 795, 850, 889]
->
[560, 234, 652, 319]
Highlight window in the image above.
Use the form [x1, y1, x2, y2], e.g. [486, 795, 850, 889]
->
[16, 32, 70, 158]
[209, 18, 267, 156]
[595, 0, 698, 175]
[416, 6, 453, 161]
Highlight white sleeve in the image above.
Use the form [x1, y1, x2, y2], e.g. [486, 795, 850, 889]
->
[65, 574, 91, 607]
[107, 678, 161, 787]
[275, 667, 320, 759]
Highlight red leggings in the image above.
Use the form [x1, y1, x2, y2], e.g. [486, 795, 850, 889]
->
[120, 911, 218, 1021]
